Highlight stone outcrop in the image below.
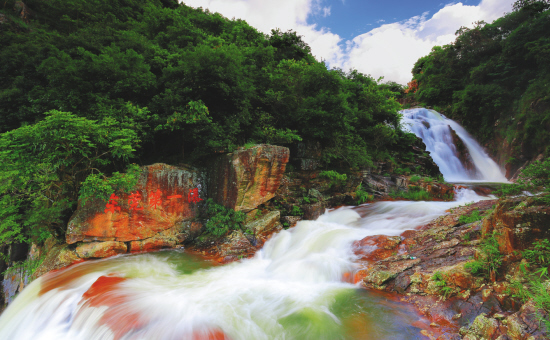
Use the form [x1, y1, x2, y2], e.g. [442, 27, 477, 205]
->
[449, 126, 477, 176]
[66, 163, 205, 255]
[354, 197, 550, 340]
[76, 241, 127, 258]
[482, 196, 550, 255]
[208, 144, 289, 212]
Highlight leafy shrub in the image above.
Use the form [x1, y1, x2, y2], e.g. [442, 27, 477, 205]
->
[431, 271, 453, 298]
[509, 239, 550, 330]
[355, 184, 373, 205]
[464, 231, 502, 279]
[409, 175, 422, 183]
[319, 170, 348, 187]
[458, 209, 482, 224]
[79, 164, 141, 204]
[204, 199, 246, 237]
[290, 205, 303, 216]
[390, 186, 431, 201]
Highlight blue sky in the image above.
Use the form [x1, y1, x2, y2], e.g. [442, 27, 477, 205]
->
[310, 0, 478, 38]
[182, 0, 515, 84]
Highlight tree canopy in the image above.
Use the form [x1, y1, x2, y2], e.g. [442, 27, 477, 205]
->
[411, 1, 550, 160]
[0, 0, 410, 254]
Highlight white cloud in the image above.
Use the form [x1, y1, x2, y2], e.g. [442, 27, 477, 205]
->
[181, 0, 516, 84]
[343, 0, 515, 84]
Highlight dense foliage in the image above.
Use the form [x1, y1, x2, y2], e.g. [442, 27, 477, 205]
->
[0, 0, 413, 254]
[410, 1, 550, 161]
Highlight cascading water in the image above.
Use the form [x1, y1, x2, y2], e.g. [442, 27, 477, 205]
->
[0, 107, 502, 339]
[401, 108, 508, 183]
[0, 190, 489, 340]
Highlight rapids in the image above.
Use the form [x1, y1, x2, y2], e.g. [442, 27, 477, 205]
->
[0, 190, 490, 340]
[0, 108, 507, 339]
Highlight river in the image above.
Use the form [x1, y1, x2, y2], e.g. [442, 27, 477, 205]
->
[0, 108, 508, 340]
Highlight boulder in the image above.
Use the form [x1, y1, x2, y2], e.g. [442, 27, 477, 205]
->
[482, 197, 550, 254]
[353, 235, 402, 262]
[218, 230, 254, 257]
[244, 211, 281, 236]
[67, 163, 204, 245]
[208, 145, 289, 212]
[129, 236, 178, 252]
[76, 241, 127, 258]
[449, 126, 477, 176]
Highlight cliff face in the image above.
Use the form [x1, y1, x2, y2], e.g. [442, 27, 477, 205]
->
[207, 144, 289, 212]
[66, 163, 204, 246]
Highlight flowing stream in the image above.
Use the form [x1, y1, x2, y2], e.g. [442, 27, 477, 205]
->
[0, 109, 509, 340]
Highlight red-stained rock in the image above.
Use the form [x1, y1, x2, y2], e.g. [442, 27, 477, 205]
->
[207, 145, 289, 212]
[353, 235, 402, 261]
[482, 197, 550, 254]
[76, 241, 127, 258]
[67, 163, 203, 245]
[129, 236, 178, 253]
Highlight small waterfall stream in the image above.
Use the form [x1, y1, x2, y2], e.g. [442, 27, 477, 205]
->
[0, 108, 506, 339]
[401, 108, 508, 183]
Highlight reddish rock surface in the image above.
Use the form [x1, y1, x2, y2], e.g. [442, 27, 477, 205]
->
[129, 236, 177, 253]
[76, 241, 127, 258]
[353, 235, 402, 262]
[66, 163, 204, 245]
[482, 196, 550, 254]
[208, 144, 289, 212]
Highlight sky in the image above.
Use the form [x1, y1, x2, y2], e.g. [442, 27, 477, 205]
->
[181, 0, 516, 84]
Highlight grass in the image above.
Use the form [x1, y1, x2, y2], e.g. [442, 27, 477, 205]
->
[458, 209, 482, 224]
[464, 231, 502, 280]
[509, 240, 550, 330]
[389, 186, 431, 201]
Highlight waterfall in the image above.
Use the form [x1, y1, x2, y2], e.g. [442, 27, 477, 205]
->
[401, 108, 508, 183]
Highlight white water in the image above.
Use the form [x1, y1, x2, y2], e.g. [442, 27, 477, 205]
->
[0, 189, 489, 340]
[401, 108, 508, 183]
[0, 107, 502, 339]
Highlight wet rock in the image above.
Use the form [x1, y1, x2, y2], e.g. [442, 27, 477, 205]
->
[33, 243, 79, 279]
[76, 241, 127, 258]
[129, 236, 178, 252]
[301, 201, 326, 220]
[245, 211, 282, 236]
[281, 216, 302, 228]
[449, 126, 477, 176]
[208, 144, 289, 212]
[363, 258, 421, 288]
[462, 313, 500, 340]
[67, 163, 204, 244]
[353, 235, 402, 262]
[218, 230, 254, 257]
[505, 300, 549, 340]
[3, 267, 30, 305]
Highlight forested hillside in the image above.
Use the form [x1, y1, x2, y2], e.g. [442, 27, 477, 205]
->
[410, 0, 550, 176]
[0, 1, 412, 256]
